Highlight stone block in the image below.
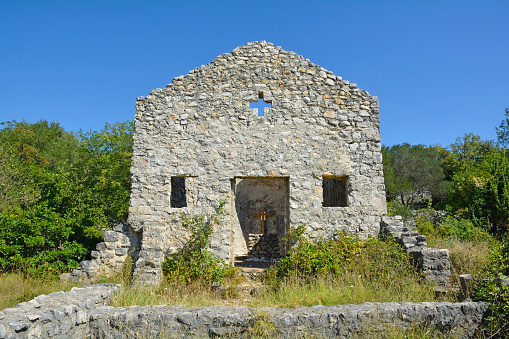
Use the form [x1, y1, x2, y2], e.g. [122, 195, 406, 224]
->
[115, 248, 128, 256]
[104, 231, 119, 243]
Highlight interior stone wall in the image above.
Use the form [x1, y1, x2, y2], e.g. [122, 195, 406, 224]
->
[232, 177, 288, 256]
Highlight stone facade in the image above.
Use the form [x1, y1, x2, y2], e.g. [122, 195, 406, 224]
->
[128, 41, 387, 283]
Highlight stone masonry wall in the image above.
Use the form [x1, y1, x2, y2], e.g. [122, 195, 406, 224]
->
[381, 216, 452, 287]
[247, 233, 281, 259]
[0, 284, 488, 338]
[61, 223, 140, 282]
[129, 41, 387, 283]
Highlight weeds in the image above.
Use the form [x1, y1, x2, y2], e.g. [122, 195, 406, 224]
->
[0, 272, 79, 309]
[162, 202, 240, 286]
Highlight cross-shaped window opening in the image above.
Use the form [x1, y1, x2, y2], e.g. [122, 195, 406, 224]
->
[249, 92, 272, 116]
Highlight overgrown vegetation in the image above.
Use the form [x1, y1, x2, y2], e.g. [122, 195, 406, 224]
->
[260, 230, 443, 306]
[0, 120, 132, 278]
[0, 272, 79, 309]
[162, 202, 239, 286]
[2, 109, 509, 335]
[472, 239, 509, 337]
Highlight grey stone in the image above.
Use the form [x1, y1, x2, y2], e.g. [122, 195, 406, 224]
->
[115, 248, 128, 256]
[127, 41, 386, 283]
[381, 216, 451, 287]
[0, 283, 490, 338]
[104, 231, 119, 243]
[8, 322, 29, 332]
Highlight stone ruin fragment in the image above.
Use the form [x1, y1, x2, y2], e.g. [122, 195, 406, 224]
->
[67, 41, 400, 284]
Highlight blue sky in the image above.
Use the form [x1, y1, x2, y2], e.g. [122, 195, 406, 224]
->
[0, 0, 507, 147]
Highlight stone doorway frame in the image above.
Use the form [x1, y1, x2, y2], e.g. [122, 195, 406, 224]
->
[229, 176, 290, 261]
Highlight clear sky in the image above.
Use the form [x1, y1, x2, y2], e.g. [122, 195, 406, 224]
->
[0, 0, 507, 146]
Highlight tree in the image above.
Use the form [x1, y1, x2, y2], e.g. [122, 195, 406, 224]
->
[0, 119, 134, 277]
[382, 143, 448, 206]
[446, 134, 509, 234]
[496, 108, 509, 148]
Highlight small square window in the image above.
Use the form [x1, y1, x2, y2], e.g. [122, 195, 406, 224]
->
[323, 176, 348, 207]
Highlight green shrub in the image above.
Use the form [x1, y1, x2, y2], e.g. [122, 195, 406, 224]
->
[265, 231, 364, 283]
[472, 239, 509, 336]
[387, 199, 414, 221]
[0, 203, 89, 278]
[265, 230, 421, 289]
[416, 212, 491, 242]
[161, 202, 238, 286]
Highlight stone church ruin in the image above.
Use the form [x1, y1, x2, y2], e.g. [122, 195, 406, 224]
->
[69, 41, 390, 284]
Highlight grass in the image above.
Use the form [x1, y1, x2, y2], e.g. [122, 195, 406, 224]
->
[1, 237, 488, 311]
[250, 272, 448, 308]
[109, 237, 454, 308]
[109, 270, 447, 309]
[0, 234, 490, 339]
[426, 236, 494, 287]
[0, 272, 80, 310]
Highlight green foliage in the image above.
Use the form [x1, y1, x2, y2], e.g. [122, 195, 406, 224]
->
[387, 199, 415, 221]
[75, 121, 134, 225]
[473, 239, 509, 336]
[162, 202, 238, 285]
[0, 119, 133, 278]
[416, 211, 491, 242]
[266, 231, 364, 281]
[265, 231, 419, 289]
[446, 138, 509, 233]
[496, 108, 509, 149]
[382, 143, 449, 206]
[281, 223, 305, 245]
[0, 203, 88, 278]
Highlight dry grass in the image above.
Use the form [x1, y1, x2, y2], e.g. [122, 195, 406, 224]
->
[110, 279, 248, 307]
[250, 272, 450, 308]
[0, 272, 80, 310]
[110, 269, 451, 309]
[426, 236, 494, 286]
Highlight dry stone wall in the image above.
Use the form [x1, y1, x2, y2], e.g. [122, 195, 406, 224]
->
[381, 216, 452, 287]
[0, 284, 488, 338]
[129, 41, 387, 283]
[61, 223, 141, 281]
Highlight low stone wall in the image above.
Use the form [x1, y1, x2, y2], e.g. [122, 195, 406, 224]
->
[0, 284, 118, 339]
[381, 216, 452, 287]
[0, 284, 488, 338]
[61, 223, 140, 282]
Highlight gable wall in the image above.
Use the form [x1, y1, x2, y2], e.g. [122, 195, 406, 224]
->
[128, 42, 386, 282]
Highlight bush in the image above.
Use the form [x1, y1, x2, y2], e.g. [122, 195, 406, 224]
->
[472, 238, 509, 336]
[387, 199, 415, 221]
[416, 210, 491, 242]
[265, 229, 421, 289]
[265, 231, 363, 283]
[161, 202, 238, 286]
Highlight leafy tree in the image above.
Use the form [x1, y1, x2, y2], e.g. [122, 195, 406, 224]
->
[496, 108, 509, 148]
[75, 121, 134, 225]
[382, 143, 448, 206]
[441, 133, 496, 179]
[0, 119, 133, 277]
[445, 134, 509, 233]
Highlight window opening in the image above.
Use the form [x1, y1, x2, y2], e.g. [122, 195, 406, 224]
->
[249, 92, 272, 116]
[322, 176, 348, 207]
[170, 176, 187, 208]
